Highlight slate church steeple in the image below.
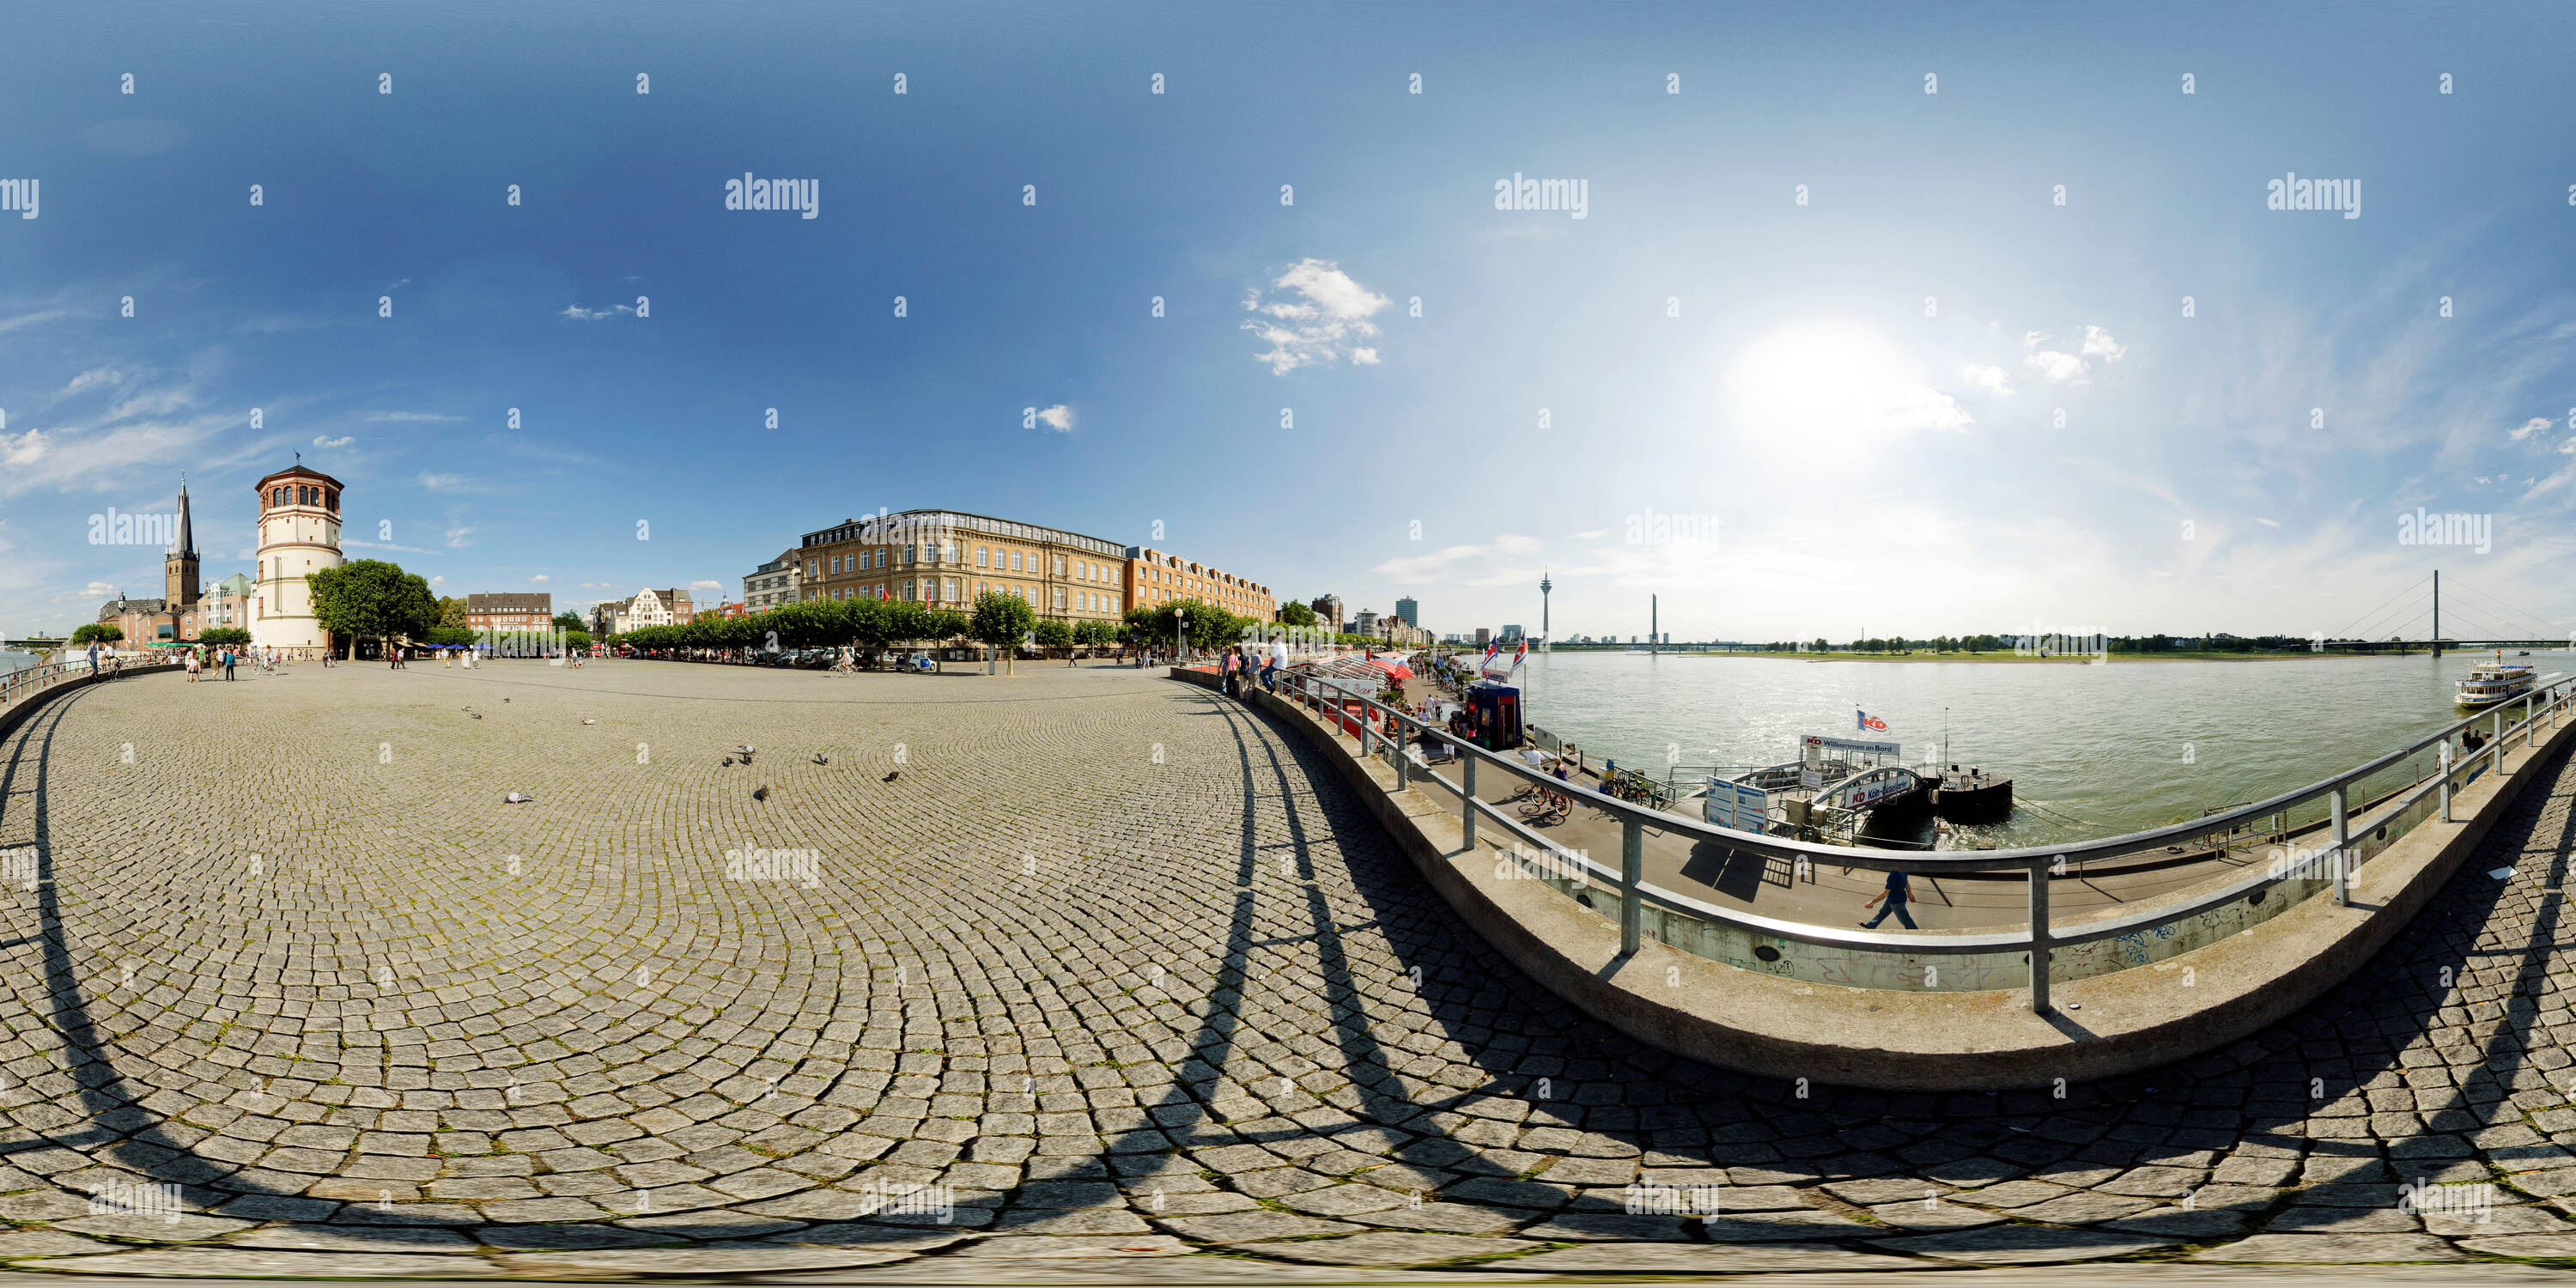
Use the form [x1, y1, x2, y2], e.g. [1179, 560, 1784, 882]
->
[164, 473, 199, 610]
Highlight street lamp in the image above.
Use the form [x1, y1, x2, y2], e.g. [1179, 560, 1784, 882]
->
[1176, 610, 1187, 665]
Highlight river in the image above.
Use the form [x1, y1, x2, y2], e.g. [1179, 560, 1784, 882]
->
[1506, 649, 2568, 848]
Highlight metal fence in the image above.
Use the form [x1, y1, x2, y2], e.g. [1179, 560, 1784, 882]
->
[1279, 667, 2574, 1014]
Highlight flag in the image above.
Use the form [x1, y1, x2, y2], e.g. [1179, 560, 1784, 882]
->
[1510, 639, 1529, 671]
[1857, 709, 1889, 732]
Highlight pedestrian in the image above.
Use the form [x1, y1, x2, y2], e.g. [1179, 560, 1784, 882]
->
[443, 649, 451, 669]
[1860, 869, 1917, 930]
[1266, 635, 1285, 691]
[85, 641, 100, 675]
[222, 648, 236, 681]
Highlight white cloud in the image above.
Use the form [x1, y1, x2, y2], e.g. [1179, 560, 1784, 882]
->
[58, 368, 128, 398]
[689, 579, 721, 590]
[313, 434, 353, 448]
[1035, 404, 1072, 432]
[430, 575, 445, 586]
[2079, 325, 2128, 361]
[1881, 386, 1973, 434]
[1571, 529, 1607, 539]
[2021, 330, 2050, 349]
[561, 303, 637, 321]
[2, 428, 46, 467]
[2254, 517, 2280, 527]
[530, 574, 550, 583]
[2025, 350, 2090, 383]
[2512, 416, 2554, 441]
[1960, 363, 2015, 398]
[1242, 258, 1391, 375]
[76, 580, 114, 598]
[443, 525, 472, 549]
[343, 538, 434, 555]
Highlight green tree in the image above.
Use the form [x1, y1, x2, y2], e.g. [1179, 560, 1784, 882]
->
[553, 611, 586, 633]
[969, 591, 1037, 674]
[197, 626, 251, 648]
[562, 629, 592, 652]
[308, 559, 438, 658]
[435, 596, 468, 630]
[1034, 618, 1073, 652]
[71, 623, 124, 645]
[1277, 599, 1318, 628]
[423, 627, 477, 647]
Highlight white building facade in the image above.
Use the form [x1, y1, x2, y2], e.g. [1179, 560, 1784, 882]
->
[251, 465, 344, 658]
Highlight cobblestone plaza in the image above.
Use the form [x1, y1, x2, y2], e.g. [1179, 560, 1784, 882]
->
[7, 661, 2576, 1278]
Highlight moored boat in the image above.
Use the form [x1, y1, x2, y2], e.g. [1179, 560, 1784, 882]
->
[2458, 653, 2537, 708]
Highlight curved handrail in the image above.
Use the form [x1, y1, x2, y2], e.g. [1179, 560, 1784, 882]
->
[1277, 664, 2570, 1010]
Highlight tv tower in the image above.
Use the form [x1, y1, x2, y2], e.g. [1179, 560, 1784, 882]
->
[1540, 568, 1552, 652]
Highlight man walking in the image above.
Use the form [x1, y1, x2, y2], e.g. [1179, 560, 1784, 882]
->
[85, 641, 100, 676]
[1860, 869, 1917, 930]
[222, 648, 236, 681]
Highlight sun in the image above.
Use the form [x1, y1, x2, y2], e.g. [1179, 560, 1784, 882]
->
[1720, 322, 1965, 460]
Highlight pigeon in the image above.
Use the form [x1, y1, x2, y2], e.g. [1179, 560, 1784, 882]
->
[504, 697, 510, 703]
[811, 754, 829, 766]
[503, 791, 533, 804]
[581, 719, 595, 726]
[471, 713, 483, 720]
[883, 769, 901, 783]
[739, 744, 756, 757]
[722, 756, 735, 768]
[753, 785, 770, 802]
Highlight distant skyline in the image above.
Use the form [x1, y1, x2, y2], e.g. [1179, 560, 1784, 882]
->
[8, 2, 2576, 644]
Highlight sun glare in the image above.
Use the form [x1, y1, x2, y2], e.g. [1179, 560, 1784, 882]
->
[1721, 322, 1962, 459]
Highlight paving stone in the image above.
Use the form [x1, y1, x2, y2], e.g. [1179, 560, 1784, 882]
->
[1869, 1225, 2178, 1264]
[2427, 1206, 2572, 1236]
[1518, 1212, 1694, 1241]
[1865, 1200, 2001, 1230]
[955, 1235, 1194, 1258]
[1239, 1231, 1534, 1266]
[227, 1225, 477, 1252]
[2457, 1234, 2576, 1257]
[1490, 1242, 1929, 1273]
[0, 1232, 123, 1259]
[21, 1250, 501, 1277]
[1698, 1209, 1877, 1241]
[11, 661, 2576, 1276]
[502, 1245, 915, 1274]
[2187, 1233, 2467, 1262]
[1154, 1211, 1361, 1242]
[52, 1213, 254, 1242]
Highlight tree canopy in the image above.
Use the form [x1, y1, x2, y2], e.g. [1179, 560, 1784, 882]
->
[309, 559, 439, 649]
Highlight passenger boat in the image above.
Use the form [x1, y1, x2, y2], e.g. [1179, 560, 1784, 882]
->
[2457, 655, 2537, 708]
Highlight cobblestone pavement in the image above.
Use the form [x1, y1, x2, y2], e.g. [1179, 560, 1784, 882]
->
[5, 659, 2576, 1279]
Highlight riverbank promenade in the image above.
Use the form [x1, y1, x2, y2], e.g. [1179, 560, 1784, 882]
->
[6, 660, 2576, 1278]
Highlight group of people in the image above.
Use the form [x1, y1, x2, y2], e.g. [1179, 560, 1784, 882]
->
[1217, 638, 1291, 697]
[180, 643, 242, 682]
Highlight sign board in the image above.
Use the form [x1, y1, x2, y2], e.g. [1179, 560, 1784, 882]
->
[1802, 733, 1903, 758]
[1800, 769, 1823, 789]
[1704, 778, 1769, 832]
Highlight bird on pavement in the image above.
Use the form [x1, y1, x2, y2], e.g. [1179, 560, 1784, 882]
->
[722, 756, 734, 767]
[883, 769, 900, 783]
[471, 713, 483, 720]
[811, 754, 829, 766]
[753, 785, 770, 802]
[503, 791, 533, 804]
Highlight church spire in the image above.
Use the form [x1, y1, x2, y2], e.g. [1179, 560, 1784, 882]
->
[175, 471, 195, 560]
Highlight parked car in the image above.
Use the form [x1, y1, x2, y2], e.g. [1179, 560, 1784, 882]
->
[901, 652, 939, 673]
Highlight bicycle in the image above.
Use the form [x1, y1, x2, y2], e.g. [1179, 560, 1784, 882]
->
[1517, 789, 1571, 824]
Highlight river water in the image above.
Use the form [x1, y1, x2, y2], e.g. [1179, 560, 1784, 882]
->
[0, 651, 38, 677]
[1507, 649, 2569, 848]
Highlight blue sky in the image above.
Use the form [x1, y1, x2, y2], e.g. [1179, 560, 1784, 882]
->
[6, 1, 2576, 644]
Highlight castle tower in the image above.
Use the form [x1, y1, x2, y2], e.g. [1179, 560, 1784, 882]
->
[251, 463, 345, 655]
[164, 473, 200, 610]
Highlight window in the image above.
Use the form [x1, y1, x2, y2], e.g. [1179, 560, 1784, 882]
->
[1009, 551, 1022, 571]
[1054, 556, 1066, 575]
[1054, 588, 1066, 609]
[944, 578, 957, 600]
[808, 561, 820, 579]
[977, 546, 989, 567]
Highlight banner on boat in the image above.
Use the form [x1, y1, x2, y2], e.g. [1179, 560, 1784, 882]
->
[1801, 733, 1902, 758]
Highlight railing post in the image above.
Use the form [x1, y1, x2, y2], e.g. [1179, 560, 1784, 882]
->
[2027, 860, 2052, 1015]
[1394, 721, 1410, 790]
[2494, 710, 2507, 778]
[2330, 785, 2349, 907]
[1461, 752, 1478, 848]
[2439, 741, 2453, 823]
[1619, 816, 1643, 956]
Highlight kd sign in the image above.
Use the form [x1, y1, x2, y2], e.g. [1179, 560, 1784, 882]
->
[1858, 711, 1889, 732]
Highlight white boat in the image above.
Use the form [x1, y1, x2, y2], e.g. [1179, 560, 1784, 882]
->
[2458, 658, 2537, 708]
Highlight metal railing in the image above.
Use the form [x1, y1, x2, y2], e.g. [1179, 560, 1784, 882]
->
[1278, 667, 2575, 1014]
[2, 657, 184, 719]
